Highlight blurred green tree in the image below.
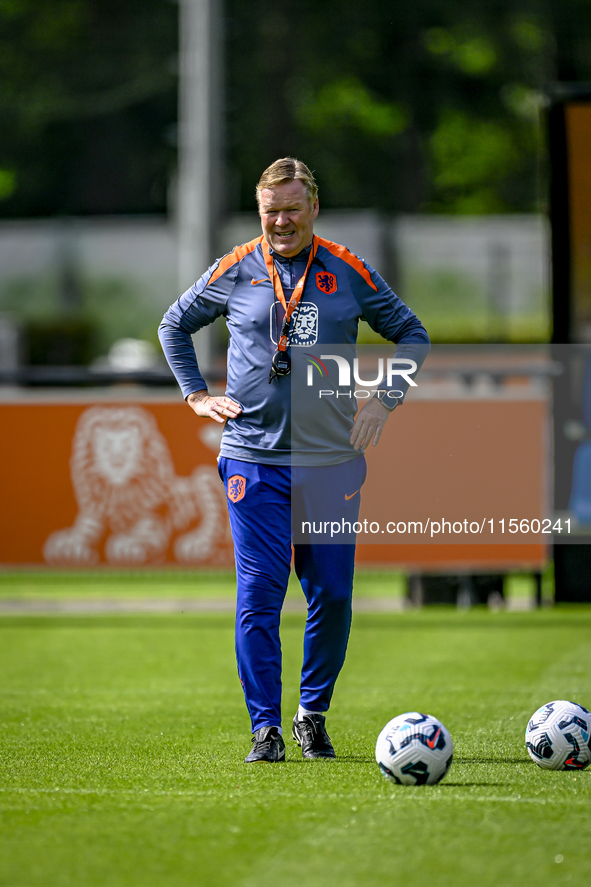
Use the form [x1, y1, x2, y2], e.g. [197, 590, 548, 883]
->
[1, 0, 591, 217]
[225, 0, 569, 214]
[0, 0, 177, 216]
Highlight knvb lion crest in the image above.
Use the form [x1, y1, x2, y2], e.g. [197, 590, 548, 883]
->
[316, 272, 337, 295]
[270, 302, 318, 346]
[292, 303, 318, 345]
[227, 474, 246, 503]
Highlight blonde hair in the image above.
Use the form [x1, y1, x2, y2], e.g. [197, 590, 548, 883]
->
[256, 157, 318, 206]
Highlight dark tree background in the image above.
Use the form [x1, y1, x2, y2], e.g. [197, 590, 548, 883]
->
[0, 0, 178, 216]
[1, 0, 591, 219]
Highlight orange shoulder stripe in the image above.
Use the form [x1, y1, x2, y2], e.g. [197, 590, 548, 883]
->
[315, 236, 378, 291]
[206, 236, 263, 288]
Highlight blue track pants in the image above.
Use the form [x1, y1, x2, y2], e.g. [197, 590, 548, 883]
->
[218, 456, 366, 732]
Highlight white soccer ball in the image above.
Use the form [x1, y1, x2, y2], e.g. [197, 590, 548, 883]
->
[525, 700, 591, 770]
[375, 712, 454, 785]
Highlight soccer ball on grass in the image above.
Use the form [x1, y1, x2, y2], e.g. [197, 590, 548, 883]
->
[525, 700, 591, 770]
[375, 712, 453, 785]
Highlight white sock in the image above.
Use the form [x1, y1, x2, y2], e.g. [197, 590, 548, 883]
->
[298, 705, 324, 721]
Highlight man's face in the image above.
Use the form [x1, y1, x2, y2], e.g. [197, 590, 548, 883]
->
[259, 179, 319, 257]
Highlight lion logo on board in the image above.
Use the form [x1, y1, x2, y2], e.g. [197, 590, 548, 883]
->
[316, 272, 337, 295]
[42, 406, 232, 566]
[227, 474, 246, 503]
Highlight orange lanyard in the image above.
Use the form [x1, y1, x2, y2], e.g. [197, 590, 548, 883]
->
[262, 237, 316, 352]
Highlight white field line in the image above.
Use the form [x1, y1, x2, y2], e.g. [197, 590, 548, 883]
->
[0, 595, 539, 614]
[0, 787, 585, 806]
[0, 597, 410, 614]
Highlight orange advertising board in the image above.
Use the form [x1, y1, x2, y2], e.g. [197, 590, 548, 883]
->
[0, 399, 234, 567]
[566, 103, 591, 339]
[0, 396, 546, 570]
[356, 398, 548, 570]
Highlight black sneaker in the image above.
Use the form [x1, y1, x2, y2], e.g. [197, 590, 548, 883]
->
[292, 713, 336, 759]
[244, 726, 286, 763]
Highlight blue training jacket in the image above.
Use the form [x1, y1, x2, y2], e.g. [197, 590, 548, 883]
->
[159, 234, 429, 466]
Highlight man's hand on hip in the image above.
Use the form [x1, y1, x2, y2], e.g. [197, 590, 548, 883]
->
[349, 397, 392, 450]
[186, 390, 242, 425]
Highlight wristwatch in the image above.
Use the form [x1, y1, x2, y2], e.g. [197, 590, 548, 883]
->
[374, 391, 399, 412]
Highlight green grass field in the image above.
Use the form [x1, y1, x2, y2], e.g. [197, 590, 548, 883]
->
[1, 572, 590, 887]
[0, 569, 408, 602]
[0, 568, 539, 603]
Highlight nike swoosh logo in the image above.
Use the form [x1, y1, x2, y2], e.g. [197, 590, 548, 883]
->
[251, 277, 268, 286]
[344, 490, 360, 500]
[426, 728, 441, 749]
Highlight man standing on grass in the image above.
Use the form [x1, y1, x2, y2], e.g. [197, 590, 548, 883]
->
[159, 157, 429, 763]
